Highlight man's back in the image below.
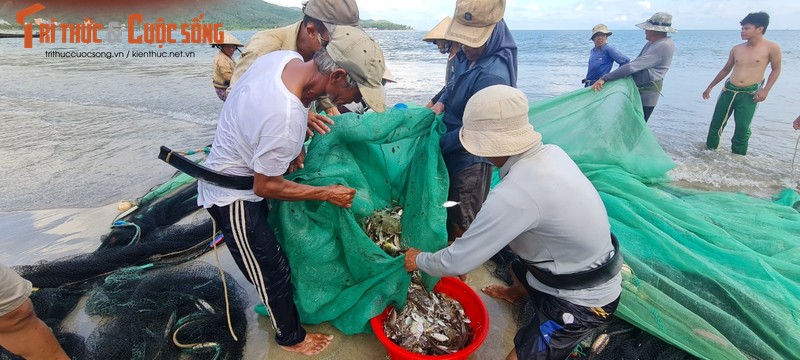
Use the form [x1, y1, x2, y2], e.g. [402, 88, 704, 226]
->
[730, 40, 778, 86]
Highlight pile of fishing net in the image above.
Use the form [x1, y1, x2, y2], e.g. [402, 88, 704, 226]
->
[1, 174, 248, 360]
[275, 78, 798, 359]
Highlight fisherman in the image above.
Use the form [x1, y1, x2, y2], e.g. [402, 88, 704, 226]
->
[210, 31, 243, 101]
[197, 26, 386, 356]
[422, 16, 461, 107]
[0, 263, 70, 360]
[430, 0, 518, 242]
[703, 12, 782, 155]
[405, 85, 622, 360]
[229, 0, 392, 135]
[582, 24, 629, 87]
[592, 12, 676, 122]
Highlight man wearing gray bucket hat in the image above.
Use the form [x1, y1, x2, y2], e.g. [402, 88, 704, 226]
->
[406, 85, 622, 360]
[592, 12, 676, 122]
[198, 25, 386, 356]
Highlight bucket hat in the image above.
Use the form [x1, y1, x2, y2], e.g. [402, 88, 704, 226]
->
[591, 24, 612, 40]
[459, 85, 542, 157]
[445, 0, 505, 48]
[636, 12, 678, 33]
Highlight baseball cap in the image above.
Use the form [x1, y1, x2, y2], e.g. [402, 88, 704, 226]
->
[327, 26, 387, 112]
[445, 0, 505, 48]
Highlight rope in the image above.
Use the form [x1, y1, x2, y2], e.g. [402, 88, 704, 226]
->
[791, 133, 800, 176]
[110, 221, 141, 246]
[210, 216, 238, 341]
[177, 146, 211, 156]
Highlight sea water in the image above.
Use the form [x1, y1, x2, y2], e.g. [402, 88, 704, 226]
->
[1, 29, 799, 263]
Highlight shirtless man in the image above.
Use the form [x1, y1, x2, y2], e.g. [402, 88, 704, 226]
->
[703, 12, 782, 155]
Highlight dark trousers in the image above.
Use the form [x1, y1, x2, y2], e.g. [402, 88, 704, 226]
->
[512, 260, 619, 360]
[446, 162, 493, 240]
[207, 200, 306, 346]
[643, 106, 655, 122]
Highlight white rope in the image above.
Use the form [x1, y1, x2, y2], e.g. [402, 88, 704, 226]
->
[211, 217, 238, 341]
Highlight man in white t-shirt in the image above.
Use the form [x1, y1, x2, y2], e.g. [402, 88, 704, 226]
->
[198, 26, 386, 356]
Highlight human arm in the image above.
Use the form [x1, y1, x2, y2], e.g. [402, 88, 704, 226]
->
[253, 173, 355, 208]
[608, 45, 630, 66]
[216, 55, 235, 83]
[755, 43, 782, 103]
[703, 49, 735, 99]
[411, 183, 537, 277]
[593, 44, 665, 91]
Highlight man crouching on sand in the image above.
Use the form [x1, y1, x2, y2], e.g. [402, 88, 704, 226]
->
[197, 26, 386, 355]
[404, 85, 622, 360]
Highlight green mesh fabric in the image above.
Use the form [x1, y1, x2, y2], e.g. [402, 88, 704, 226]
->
[271, 108, 449, 334]
[526, 79, 800, 360]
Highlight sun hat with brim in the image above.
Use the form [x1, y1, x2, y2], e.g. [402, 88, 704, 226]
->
[212, 31, 243, 46]
[303, 0, 360, 32]
[423, 16, 451, 41]
[459, 85, 542, 158]
[445, 0, 505, 48]
[327, 26, 387, 112]
[590, 24, 612, 40]
[635, 12, 678, 33]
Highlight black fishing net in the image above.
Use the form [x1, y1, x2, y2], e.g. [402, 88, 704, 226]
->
[1, 174, 249, 360]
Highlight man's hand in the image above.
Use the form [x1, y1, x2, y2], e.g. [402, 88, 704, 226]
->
[307, 112, 335, 137]
[754, 89, 769, 103]
[287, 148, 305, 174]
[431, 102, 445, 115]
[325, 106, 341, 117]
[793, 115, 800, 130]
[702, 88, 713, 100]
[404, 248, 421, 271]
[425, 101, 434, 108]
[591, 79, 605, 91]
[325, 185, 355, 208]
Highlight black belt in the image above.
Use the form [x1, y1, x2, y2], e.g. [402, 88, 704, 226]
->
[525, 233, 623, 290]
[158, 145, 253, 190]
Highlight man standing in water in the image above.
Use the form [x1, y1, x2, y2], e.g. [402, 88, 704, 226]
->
[703, 12, 782, 155]
[582, 24, 629, 87]
[592, 12, 676, 122]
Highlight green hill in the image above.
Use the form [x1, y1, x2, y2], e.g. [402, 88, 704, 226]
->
[0, 0, 410, 30]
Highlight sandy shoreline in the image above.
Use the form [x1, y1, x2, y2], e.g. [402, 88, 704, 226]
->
[0, 205, 518, 359]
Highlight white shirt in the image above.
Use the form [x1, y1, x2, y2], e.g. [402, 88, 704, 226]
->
[198, 51, 309, 208]
[416, 144, 622, 307]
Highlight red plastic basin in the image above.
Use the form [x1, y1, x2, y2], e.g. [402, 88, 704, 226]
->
[370, 277, 490, 360]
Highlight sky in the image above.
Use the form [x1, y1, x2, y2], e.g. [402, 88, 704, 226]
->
[265, 0, 800, 31]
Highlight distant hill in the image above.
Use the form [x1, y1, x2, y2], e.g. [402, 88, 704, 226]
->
[0, 0, 410, 30]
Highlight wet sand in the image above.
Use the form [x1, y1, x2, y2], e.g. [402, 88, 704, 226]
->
[0, 206, 518, 359]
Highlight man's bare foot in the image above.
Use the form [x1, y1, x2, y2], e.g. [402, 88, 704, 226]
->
[279, 333, 334, 356]
[482, 284, 525, 305]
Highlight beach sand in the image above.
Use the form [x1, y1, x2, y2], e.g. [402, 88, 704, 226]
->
[0, 206, 518, 359]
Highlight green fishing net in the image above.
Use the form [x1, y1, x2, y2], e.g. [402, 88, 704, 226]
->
[527, 78, 800, 360]
[120, 78, 799, 360]
[271, 107, 449, 334]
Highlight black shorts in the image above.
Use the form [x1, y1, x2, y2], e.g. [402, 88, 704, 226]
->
[511, 260, 619, 360]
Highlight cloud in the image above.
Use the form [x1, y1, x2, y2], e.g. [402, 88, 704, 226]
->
[576, 4, 584, 11]
[637, 1, 651, 9]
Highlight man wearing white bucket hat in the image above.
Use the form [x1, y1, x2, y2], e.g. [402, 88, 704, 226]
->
[592, 12, 676, 122]
[406, 85, 622, 360]
[211, 31, 243, 101]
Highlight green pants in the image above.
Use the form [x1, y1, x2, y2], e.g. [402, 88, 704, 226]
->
[705, 81, 759, 155]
